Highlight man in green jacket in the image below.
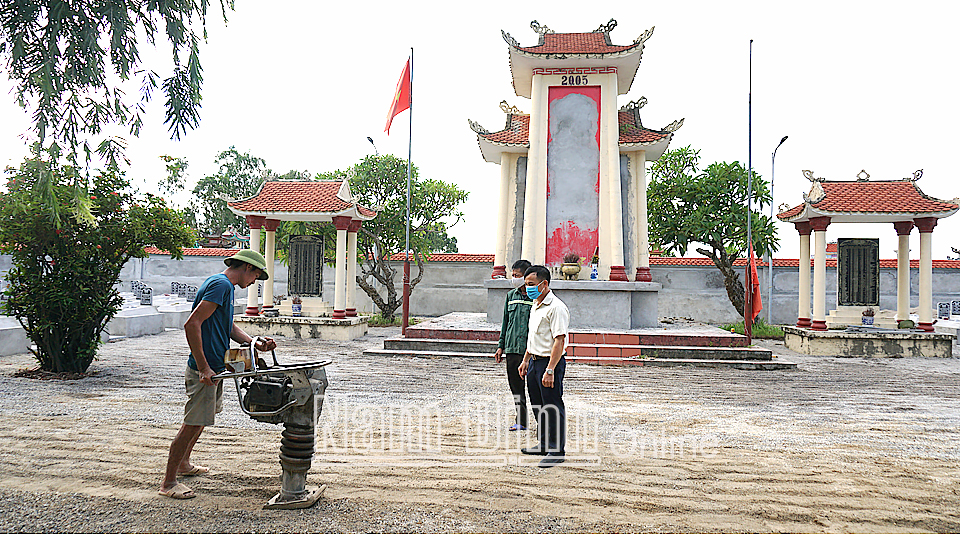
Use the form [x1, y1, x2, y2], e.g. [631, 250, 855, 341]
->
[494, 259, 539, 431]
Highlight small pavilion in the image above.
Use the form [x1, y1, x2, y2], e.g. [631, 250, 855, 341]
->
[227, 179, 376, 320]
[778, 169, 958, 332]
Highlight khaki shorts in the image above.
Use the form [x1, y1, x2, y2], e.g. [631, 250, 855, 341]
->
[184, 367, 224, 426]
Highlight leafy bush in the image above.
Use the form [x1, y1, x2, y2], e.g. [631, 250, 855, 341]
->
[0, 155, 194, 373]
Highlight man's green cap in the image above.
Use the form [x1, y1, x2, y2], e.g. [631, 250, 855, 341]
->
[225, 249, 269, 280]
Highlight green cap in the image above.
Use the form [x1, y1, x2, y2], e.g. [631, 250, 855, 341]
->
[224, 249, 269, 280]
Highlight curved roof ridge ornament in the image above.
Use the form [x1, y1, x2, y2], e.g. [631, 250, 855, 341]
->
[856, 169, 870, 181]
[467, 119, 489, 135]
[633, 26, 655, 46]
[501, 30, 519, 48]
[530, 20, 554, 36]
[593, 18, 617, 34]
[802, 169, 823, 182]
[619, 97, 647, 111]
[913, 169, 923, 182]
[661, 118, 684, 133]
[499, 100, 523, 115]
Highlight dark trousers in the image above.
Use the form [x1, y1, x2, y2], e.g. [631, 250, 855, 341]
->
[506, 353, 538, 427]
[529, 355, 566, 454]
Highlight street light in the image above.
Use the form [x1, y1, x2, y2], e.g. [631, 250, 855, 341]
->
[767, 135, 788, 323]
[366, 136, 378, 155]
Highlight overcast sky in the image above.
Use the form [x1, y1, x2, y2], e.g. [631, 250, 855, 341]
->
[2, 0, 958, 260]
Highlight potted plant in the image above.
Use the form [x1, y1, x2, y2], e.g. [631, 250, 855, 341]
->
[561, 253, 581, 280]
[861, 308, 875, 326]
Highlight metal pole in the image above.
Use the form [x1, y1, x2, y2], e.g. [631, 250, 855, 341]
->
[768, 135, 788, 325]
[401, 48, 413, 336]
[745, 39, 753, 344]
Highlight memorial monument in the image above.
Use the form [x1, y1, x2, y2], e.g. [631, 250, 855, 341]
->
[470, 19, 682, 328]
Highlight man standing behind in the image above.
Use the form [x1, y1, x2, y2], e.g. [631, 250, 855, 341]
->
[494, 259, 537, 431]
[159, 249, 277, 499]
[519, 265, 570, 468]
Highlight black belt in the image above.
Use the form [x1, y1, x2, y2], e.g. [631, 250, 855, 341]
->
[533, 355, 565, 362]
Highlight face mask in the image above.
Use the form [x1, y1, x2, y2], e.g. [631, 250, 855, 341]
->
[525, 284, 541, 300]
[510, 277, 524, 288]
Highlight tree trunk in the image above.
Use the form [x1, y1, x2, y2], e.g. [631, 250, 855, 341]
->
[357, 230, 426, 319]
[697, 246, 746, 317]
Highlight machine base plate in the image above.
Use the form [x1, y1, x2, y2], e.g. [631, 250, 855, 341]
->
[263, 484, 327, 510]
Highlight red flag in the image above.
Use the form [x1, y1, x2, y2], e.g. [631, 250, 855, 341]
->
[747, 242, 763, 322]
[384, 59, 411, 135]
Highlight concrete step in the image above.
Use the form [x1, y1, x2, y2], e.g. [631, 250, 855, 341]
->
[403, 328, 749, 348]
[383, 337, 772, 361]
[363, 348, 794, 370]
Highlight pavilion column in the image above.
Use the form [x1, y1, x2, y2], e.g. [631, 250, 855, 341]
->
[809, 216, 831, 331]
[795, 221, 812, 327]
[492, 154, 514, 278]
[915, 217, 938, 332]
[346, 219, 361, 317]
[332, 216, 352, 320]
[894, 221, 915, 323]
[600, 72, 627, 281]
[245, 215, 265, 316]
[633, 150, 652, 282]
[262, 219, 281, 309]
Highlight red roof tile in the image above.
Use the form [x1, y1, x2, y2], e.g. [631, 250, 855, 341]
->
[229, 181, 376, 217]
[516, 32, 638, 55]
[145, 247, 240, 257]
[478, 110, 668, 147]
[778, 180, 958, 220]
[479, 114, 530, 145]
[618, 110, 671, 144]
[388, 253, 495, 263]
[140, 248, 960, 269]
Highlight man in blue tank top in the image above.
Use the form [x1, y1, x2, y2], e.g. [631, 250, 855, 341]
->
[159, 249, 277, 500]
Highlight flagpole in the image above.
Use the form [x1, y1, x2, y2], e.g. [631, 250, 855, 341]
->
[745, 39, 754, 344]
[401, 47, 413, 336]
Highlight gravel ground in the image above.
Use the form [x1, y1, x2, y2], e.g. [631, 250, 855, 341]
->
[0, 325, 958, 533]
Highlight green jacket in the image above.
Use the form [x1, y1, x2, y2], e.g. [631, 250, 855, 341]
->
[498, 287, 534, 354]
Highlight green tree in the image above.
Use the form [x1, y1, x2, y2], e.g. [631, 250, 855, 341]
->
[320, 155, 467, 319]
[0, 0, 233, 162]
[648, 146, 778, 317]
[0, 153, 194, 374]
[191, 146, 269, 235]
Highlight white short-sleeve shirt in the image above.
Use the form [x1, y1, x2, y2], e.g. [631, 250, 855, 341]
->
[526, 291, 570, 357]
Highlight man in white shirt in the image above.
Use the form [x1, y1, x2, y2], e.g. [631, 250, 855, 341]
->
[518, 265, 570, 468]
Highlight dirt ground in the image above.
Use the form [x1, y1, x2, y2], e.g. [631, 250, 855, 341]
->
[0, 325, 958, 533]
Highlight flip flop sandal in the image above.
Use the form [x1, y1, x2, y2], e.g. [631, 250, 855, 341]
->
[179, 465, 209, 476]
[158, 483, 196, 499]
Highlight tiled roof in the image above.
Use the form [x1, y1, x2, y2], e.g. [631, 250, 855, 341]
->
[145, 247, 240, 257]
[229, 181, 376, 217]
[140, 248, 960, 269]
[515, 32, 638, 55]
[478, 110, 668, 148]
[479, 114, 529, 146]
[778, 180, 958, 220]
[617, 110, 671, 144]
[388, 253, 495, 263]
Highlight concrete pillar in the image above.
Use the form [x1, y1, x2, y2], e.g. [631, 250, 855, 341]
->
[244, 215, 265, 316]
[894, 221, 915, 323]
[520, 73, 548, 263]
[915, 217, 938, 332]
[346, 219, 361, 317]
[492, 154, 513, 278]
[262, 219, 281, 309]
[599, 73, 627, 281]
[332, 216, 352, 320]
[795, 221, 812, 327]
[634, 150, 652, 282]
[809, 216, 831, 330]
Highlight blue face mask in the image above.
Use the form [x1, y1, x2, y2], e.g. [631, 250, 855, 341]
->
[525, 284, 541, 300]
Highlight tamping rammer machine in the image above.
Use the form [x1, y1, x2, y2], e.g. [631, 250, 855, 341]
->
[213, 337, 331, 509]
